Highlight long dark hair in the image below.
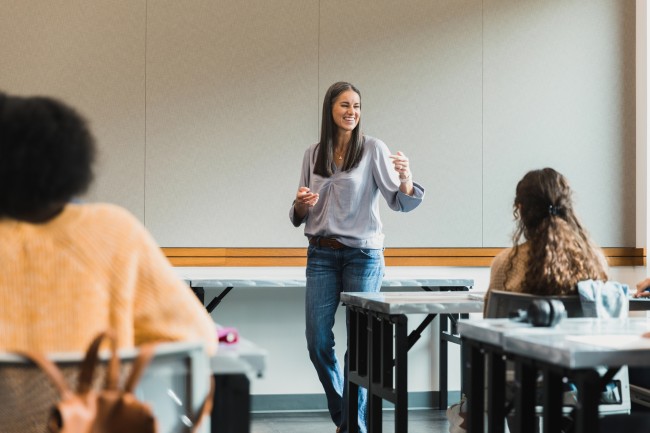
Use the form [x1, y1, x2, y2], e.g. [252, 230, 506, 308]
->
[505, 168, 608, 295]
[313, 82, 364, 177]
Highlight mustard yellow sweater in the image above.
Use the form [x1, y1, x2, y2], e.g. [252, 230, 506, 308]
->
[0, 203, 216, 354]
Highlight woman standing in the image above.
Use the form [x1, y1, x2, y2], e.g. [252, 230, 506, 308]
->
[290, 82, 425, 433]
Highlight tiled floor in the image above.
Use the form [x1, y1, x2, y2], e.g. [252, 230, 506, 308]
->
[251, 409, 450, 433]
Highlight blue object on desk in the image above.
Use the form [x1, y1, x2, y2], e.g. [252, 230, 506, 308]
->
[577, 279, 629, 318]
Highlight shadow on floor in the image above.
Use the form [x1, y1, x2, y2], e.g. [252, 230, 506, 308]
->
[251, 409, 450, 433]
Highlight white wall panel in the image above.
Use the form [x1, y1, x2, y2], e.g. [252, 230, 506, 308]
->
[319, 0, 484, 247]
[0, 1, 147, 220]
[145, 0, 319, 246]
[482, 0, 636, 247]
[0, 0, 634, 248]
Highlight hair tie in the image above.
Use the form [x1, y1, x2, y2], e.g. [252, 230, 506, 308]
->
[548, 205, 561, 216]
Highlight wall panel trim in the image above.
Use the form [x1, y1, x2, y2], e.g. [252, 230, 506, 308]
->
[163, 247, 645, 267]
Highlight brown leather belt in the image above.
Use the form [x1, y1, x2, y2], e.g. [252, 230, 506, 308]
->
[309, 237, 346, 249]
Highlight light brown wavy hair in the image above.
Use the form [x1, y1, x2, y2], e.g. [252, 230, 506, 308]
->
[505, 168, 608, 295]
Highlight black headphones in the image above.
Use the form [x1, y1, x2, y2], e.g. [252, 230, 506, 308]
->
[509, 299, 567, 327]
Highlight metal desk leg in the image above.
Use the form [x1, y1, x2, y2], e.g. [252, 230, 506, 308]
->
[365, 313, 409, 433]
[541, 367, 564, 433]
[206, 286, 234, 313]
[348, 307, 435, 433]
[393, 315, 408, 433]
[368, 313, 383, 433]
[190, 285, 234, 313]
[349, 380, 360, 433]
[439, 314, 449, 410]
[440, 313, 466, 410]
[513, 360, 536, 433]
[465, 340, 485, 433]
[191, 286, 205, 304]
[348, 307, 366, 433]
[573, 369, 601, 433]
[212, 373, 250, 433]
[486, 351, 506, 433]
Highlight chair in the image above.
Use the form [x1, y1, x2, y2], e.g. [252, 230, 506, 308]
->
[485, 289, 593, 319]
[485, 290, 631, 423]
[0, 340, 212, 433]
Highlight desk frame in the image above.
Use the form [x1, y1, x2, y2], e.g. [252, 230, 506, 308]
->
[464, 337, 621, 433]
[183, 268, 475, 432]
[460, 318, 636, 433]
[345, 292, 481, 433]
[348, 307, 408, 433]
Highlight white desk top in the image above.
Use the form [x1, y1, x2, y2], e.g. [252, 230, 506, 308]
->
[458, 317, 556, 347]
[341, 291, 485, 315]
[175, 266, 474, 289]
[211, 337, 267, 377]
[459, 317, 650, 369]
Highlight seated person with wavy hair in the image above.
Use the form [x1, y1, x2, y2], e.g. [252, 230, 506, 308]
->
[0, 92, 216, 354]
[449, 168, 609, 433]
[484, 168, 610, 432]
[485, 167, 609, 308]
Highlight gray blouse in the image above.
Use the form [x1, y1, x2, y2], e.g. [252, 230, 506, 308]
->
[289, 136, 424, 249]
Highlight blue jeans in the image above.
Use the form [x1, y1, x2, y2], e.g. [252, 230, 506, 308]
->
[305, 244, 385, 433]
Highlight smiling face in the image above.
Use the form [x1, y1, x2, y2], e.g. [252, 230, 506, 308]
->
[331, 89, 361, 135]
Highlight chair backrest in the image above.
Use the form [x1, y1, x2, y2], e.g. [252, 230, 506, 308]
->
[485, 289, 594, 319]
[0, 340, 211, 433]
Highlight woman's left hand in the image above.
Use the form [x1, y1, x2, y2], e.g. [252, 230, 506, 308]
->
[389, 151, 411, 180]
[389, 150, 414, 196]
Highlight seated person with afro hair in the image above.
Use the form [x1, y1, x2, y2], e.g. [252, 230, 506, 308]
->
[0, 92, 216, 354]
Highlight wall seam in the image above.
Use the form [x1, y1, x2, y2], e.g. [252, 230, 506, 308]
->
[481, 0, 485, 248]
[143, 0, 148, 226]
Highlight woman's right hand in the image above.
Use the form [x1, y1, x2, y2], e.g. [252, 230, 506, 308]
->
[294, 187, 319, 217]
[634, 278, 650, 298]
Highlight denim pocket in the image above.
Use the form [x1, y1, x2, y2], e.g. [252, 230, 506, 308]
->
[359, 248, 382, 259]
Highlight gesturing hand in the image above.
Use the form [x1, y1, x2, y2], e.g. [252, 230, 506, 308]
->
[296, 186, 319, 208]
[389, 151, 411, 180]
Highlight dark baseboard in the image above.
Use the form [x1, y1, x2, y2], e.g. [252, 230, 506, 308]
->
[251, 391, 461, 412]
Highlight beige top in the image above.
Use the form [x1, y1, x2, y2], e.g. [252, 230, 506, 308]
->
[484, 242, 608, 314]
[484, 244, 527, 313]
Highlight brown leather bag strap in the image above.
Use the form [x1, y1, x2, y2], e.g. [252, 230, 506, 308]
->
[77, 331, 108, 393]
[15, 351, 72, 398]
[14, 331, 113, 397]
[104, 333, 120, 391]
[190, 375, 215, 433]
[123, 343, 157, 393]
[76, 331, 121, 392]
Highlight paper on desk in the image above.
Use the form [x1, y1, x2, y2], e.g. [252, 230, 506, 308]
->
[565, 334, 650, 350]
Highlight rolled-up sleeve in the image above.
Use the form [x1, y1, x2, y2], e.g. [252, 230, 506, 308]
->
[289, 148, 312, 227]
[371, 139, 424, 212]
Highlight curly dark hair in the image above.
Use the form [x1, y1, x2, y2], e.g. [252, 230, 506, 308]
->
[0, 92, 95, 219]
[505, 168, 608, 295]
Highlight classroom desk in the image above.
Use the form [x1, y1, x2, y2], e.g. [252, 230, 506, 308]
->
[211, 338, 267, 433]
[175, 266, 474, 312]
[458, 318, 650, 433]
[213, 337, 267, 379]
[341, 291, 484, 433]
[629, 298, 650, 311]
